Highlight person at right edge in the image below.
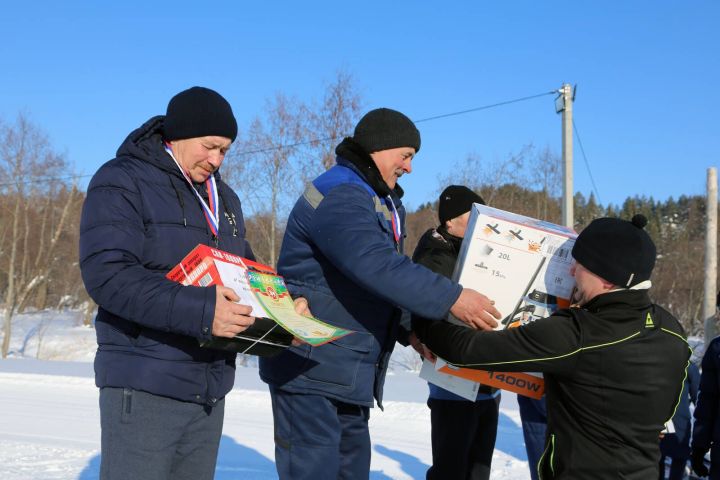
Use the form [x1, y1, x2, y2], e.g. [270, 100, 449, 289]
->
[690, 293, 720, 479]
[411, 185, 500, 480]
[413, 214, 691, 479]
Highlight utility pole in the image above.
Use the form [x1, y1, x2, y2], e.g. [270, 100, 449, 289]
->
[704, 167, 718, 342]
[556, 83, 574, 228]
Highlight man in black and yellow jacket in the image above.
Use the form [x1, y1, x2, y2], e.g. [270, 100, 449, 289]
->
[413, 214, 690, 479]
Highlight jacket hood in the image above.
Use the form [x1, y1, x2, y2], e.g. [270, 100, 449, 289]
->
[116, 115, 224, 182]
[335, 137, 404, 200]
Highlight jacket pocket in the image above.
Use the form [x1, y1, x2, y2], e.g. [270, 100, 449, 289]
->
[301, 332, 374, 388]
[96, 312, 141, 347]
[120, 388, 133, 424]
[132, 327, 163, 349]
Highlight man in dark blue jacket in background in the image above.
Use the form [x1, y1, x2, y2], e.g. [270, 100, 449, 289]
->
[412, 185, 501, 480]
[80, 87, 256, 480]
[260, 108, 501, 479]
[692, 330, 720, 479]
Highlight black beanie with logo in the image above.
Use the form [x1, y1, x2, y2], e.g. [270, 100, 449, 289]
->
[163, 86, 238, 142]
[571, 214, 656, 287]
[352, 108, 421, 154]
[438, 185, 485, 224]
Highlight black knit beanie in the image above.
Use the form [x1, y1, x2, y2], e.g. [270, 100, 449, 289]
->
[352, 108, 421, 154]
[438, 185, 485, 224]
[571, 214, 656, 287]
[163, 86, 238, 142]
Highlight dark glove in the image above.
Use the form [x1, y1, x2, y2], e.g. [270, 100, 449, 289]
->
[691, 448, 710, 477]
[411, 318, 432, 342]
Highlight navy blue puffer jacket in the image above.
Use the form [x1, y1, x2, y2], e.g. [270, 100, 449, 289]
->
[79, 116, 253, 406]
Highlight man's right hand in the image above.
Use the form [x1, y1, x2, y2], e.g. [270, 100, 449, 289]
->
[409, 331, 436, 362]
[450, 288, 501, 331]
[212, 285, 255, 338]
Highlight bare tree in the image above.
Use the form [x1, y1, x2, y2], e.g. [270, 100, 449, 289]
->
[436, 152, 485, 195]
[404, 203, 438, 259]
[306, 69, 363, 173]
[533, 146, 562, 222]
[19, 186, 80, 312]
[224, 71, 363, 267]
[436, 145, 535, 210]
[226, 94, 307, 267]
[0, 114, 72, 357]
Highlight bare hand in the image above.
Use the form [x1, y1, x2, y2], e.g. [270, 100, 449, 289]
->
[293, 297, 312, 317]
[291, 297, 312, 346]
[409, 331, 436, 362]
[450, 288, 501, 331]
[212, 285, 255, 338]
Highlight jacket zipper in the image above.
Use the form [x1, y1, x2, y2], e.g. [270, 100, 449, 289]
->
[537, 433, 556, 479]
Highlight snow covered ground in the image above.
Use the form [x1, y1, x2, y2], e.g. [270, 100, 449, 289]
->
[0, 309, 532, 479]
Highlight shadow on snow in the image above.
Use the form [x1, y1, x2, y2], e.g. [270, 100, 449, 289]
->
[78, 411, 525, 480]
[78, 435, 276, 480]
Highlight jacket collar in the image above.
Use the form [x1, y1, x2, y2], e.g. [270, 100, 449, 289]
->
[334, 137, 404, 201]
[581, 289, 652, 313]
[436, 225, 463, 252]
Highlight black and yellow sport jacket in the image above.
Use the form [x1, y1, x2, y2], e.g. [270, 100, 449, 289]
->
[414, 289, 690, 479]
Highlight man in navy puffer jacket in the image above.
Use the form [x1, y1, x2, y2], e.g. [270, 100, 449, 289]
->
[80, 87, 255, 480]
[259, 108, 501, 479]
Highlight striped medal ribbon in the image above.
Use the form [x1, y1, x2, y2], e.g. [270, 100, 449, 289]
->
[164, 142, 220, 236]
[385, 195, 402, 245]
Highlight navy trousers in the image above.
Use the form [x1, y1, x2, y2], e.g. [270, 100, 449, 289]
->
[517, 395, 547, 480]
[270, 386, 371, 480]
[99, 387, 224, 480]
[711, 445, 720, 480]
[657, 453, 687, 480]
[658, 432, 690, 479]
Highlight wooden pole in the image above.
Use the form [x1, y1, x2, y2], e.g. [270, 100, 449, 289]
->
[704, 167, 718, 343]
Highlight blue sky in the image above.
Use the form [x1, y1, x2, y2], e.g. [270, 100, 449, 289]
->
[1, 1, 718, 210]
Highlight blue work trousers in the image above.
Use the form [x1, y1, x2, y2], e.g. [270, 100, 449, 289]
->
[270, 386, 371, 480]
[518, 395, 547, 480]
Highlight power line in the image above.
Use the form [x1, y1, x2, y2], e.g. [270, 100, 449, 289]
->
[234, 90, 557, 156]
[572, 119, 602, 205]
[2, 89, 559, 187]
[234, 135, 336, 156]
[413, 91, 557, 123]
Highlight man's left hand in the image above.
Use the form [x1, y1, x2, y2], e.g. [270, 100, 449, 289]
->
[291, 297, 312, 346]
[293, 297, 312, 317]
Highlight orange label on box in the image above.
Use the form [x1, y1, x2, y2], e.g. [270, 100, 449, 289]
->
[438, 365, 544, 399]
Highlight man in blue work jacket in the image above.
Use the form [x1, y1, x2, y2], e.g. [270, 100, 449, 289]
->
[260, 108, 500, 479]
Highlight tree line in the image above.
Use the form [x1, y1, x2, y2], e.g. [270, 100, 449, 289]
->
[0, 74, 715, 357]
